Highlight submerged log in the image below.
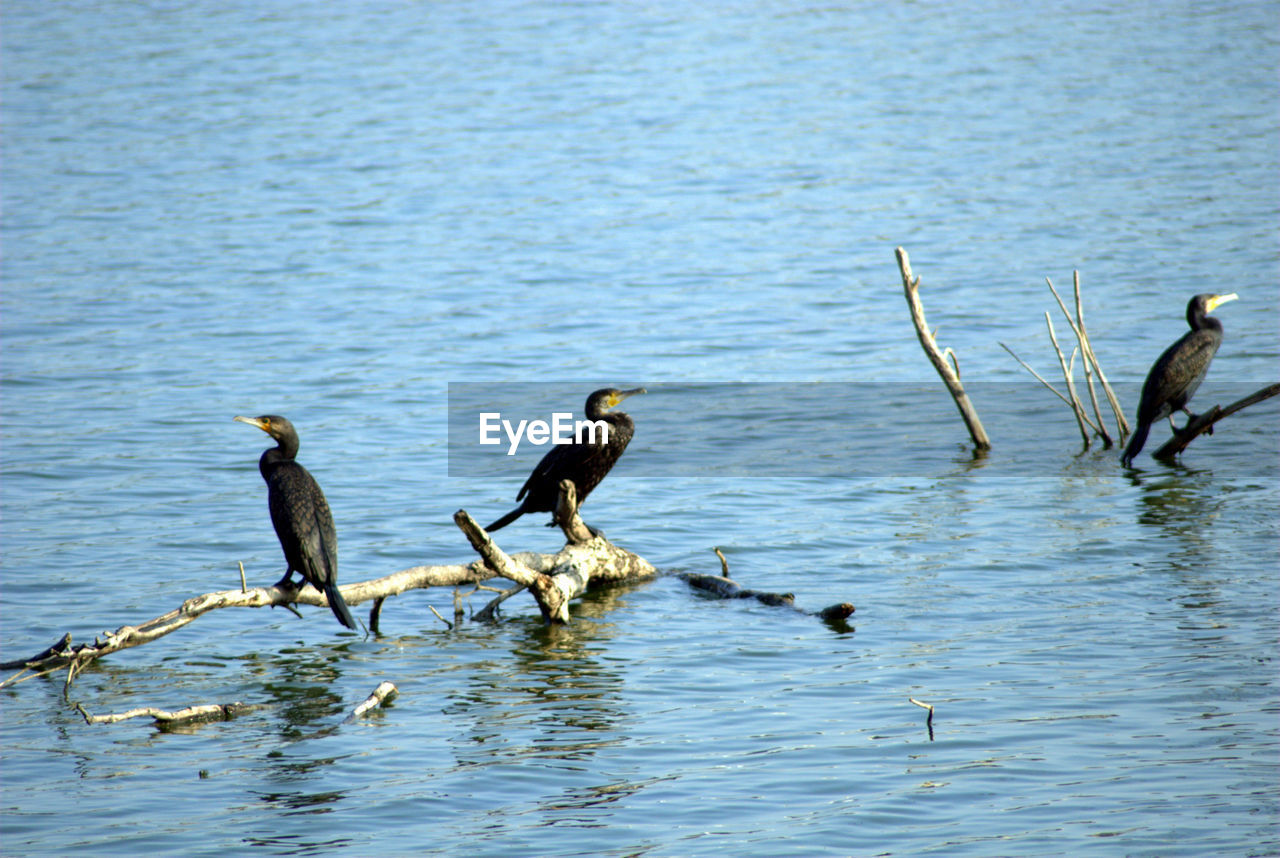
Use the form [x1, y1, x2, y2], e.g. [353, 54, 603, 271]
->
[679, 549, 855, 626]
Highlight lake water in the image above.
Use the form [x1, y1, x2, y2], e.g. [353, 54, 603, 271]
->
[3, 1, 1278, 855]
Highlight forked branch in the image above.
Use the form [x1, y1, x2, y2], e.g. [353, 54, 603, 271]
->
[455, 480, 657, 624]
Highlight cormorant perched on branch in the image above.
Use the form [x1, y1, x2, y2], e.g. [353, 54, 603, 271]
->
[486, 387, 646, 532]
[1121, 293, 1238, 467]
[235, 415, 357, 629]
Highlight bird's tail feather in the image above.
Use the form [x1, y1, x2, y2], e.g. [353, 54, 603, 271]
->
[485, 507, 524, 532]
[1121, 423, 1150, 468]
[325, 583, 358, 630]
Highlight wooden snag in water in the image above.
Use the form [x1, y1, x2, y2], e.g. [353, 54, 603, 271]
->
[896, 247, 991, 450]
[5, 481, 855, 690]
[679, 549, 855, 626]
[342, 681, 399, 724]
[909, 697, 935, 741]
[455, 479, 658, 625]
[0, 559, 496, 688]
[1151, 382, 1280, 461]
[1000, 271, 1128, 449]
[74, 701, 258, 727]
[0, 481, 657, 684]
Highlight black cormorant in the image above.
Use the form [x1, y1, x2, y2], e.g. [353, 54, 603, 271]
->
[1120, 293, 1238, 467]
[235, 415, 357, 629]
[486, 387, 645, 532]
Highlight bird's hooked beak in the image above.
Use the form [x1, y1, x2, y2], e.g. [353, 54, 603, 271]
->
[234, 415, 271, 434]
[1206, 293, 1239, 313]
[608, 387, 646, 408]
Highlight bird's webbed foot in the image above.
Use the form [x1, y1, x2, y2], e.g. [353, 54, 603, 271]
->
[273, 571, 298, 591]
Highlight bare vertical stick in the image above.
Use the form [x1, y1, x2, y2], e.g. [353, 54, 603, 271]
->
[1047, 274, 1129, 439]
[1045, 312, 1094, 445]
[896, 247, 990, 450]
[1074, 271, 1129, 437]
[1047, 277, 1101, 438]
[909, 697, 935, 741]
[713, 547, 731, 579]
[1069, 275, 1111, 445]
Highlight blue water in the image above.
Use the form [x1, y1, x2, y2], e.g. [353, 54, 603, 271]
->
[3, 1, 1278, 856]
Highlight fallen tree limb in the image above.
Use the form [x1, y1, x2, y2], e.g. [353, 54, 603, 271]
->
[1152, 382, 1280, 460]
[473, 583, 529, 623]
[74, 700, 257, 726]
[2, 481, 660, 685]
[455, 480, 658, 624]
[342, 681, 398, 723]
[896, 247, 991, 450]
[5, 480, 855, 690]
[679, 549, 855, 625]
[0, 561, 497, 687]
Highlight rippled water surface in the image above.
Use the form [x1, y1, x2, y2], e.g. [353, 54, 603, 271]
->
[3, 2, 1278, 856]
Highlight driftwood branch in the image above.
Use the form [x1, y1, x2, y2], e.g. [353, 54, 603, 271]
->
[1152, 382, 1280, 460]
[680, 572, 855, 624]
[455, 480, 657, 624]
[909, 697, 936, 741]
[342, 681, 398, 723]
[1005, 272, 1129, 447]
[714, 547, 731, 577]
[3, 481, 660, 685]
[1047, 273, 1126, 440]
[75, 700, 257, 726]
[6, 476, 865, 690]
[998, 342, 1076, 408]
[0, 561, 499, 688]
[1045, 311, 1097, 443]
[473, 583, 529, 623]
[1068, 273, 1114, 443]
[896, 247, 991, 449]
[679, 549, 855, 626]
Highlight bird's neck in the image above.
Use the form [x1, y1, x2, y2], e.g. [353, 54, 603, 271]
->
[1190, 314, 1223, 333]
[588, 410, 630, 430]
[259, 445, 295, 477]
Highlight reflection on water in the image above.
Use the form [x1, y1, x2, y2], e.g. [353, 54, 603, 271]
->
[1133, 470, 1221, 535]
[444, 586, 638, 770]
